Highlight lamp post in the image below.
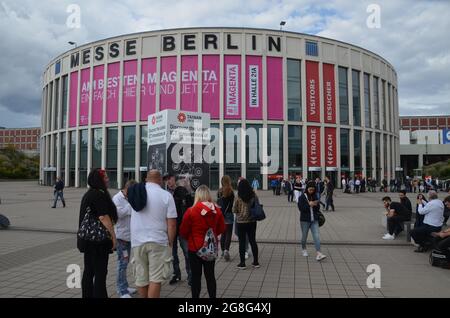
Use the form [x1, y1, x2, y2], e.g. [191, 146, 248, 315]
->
[280, 21, 286, 31]
[68, 41, 77, 48]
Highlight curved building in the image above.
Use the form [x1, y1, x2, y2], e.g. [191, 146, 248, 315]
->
[40, 27, 400, 189]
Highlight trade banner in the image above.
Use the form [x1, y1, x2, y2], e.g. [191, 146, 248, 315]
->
[307, 126, 321, 167]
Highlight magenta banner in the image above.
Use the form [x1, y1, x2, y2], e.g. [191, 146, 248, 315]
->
[202, 55, 220, 119]
[92, 65, 104, 124]
[224, 55, 241, 119]
[141, 58, 157, 121]
[69, 71, 79, 127]
[122, 60, 137, 122]
[160, 56, 177, 110]
[181, 56, 198, 112]
[79, 68, 90, 126]
[106, 62, 120, 123]
[267, 57, 283, 120]
[246, 56, 262, 120]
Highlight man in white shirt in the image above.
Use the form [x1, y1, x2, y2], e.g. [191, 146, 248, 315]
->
[113, 180, 138, 298]
[411, 190, 444, 253]
[131, 170, 177, 298]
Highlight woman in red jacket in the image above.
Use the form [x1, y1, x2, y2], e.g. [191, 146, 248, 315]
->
[180, 185, 225, 298]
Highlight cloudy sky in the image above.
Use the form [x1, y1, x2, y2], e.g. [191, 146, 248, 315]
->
[0, 0, 449, 128]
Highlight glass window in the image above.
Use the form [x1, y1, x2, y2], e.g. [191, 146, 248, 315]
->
[224, 124, 241, 187]
[123, 126, 136, 170]
[69, 131, 76, 186]
[48, 82, 53, 131]
[383, 134, 388, 180]
[354, 130, 362, 170]
[305, 41, 318, 57]
[339, 67, 349, 125]
[267, 124, 283, 183]
[140, 125, 148, 168]
[246, 124, 262, 186]
[54, 79, 60, 130]
[79, 129, 88, 187]
[60, 132, 66, 170]
[381, 80, 386, 130]
[376, 133, 381, 182]
[387, 83, 391, 132]
[352, 70, 361, 126]
[107, 127, 118, 189]
[364, 73, 371, 128]
[92, 128, 102, 169]
[209, 123, 220, 190]
[373, 77, 380, 129]
[62, 76, 68, 129]
[366, 131, 372, 178]
[340, 129, 349, 170]
[288, 125, 302, 173]
[53, 134, 57, 167]
[287, 59, 301, 121]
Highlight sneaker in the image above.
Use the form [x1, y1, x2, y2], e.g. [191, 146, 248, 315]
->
[302, 250, 308, 257]
[252, 262, 260, 268]
[120, 294, 132, 298]
[51, 206, 56, 208]
[414, 246, 425, 253]
[245, 252, 249, 260]
[382, 234, 395, 240]
[236, 263, 247, 270]
[127, 287, 137, 295]
[316, 253, 327, 261]
[381, 233, 391, 239]
[169, 275, 181, 285]
[224, 250, 230, 262]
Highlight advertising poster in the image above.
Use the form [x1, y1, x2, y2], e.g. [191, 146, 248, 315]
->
[267, 57, 283, 120]
[246, 55, 262, 120]
[68, 71, 79, 127]
[122, 60, 137, 122]
[323, 63, 336, 124]
[160, 56, 177, 110]
[92, 65, 104, 124]
[306, 61, 320, 123]
[181, 55, 198, 112]
[224, 55, 241, 119]
[79, 68, 90, 126]
[307, 126, 321, 167]
[325, 127, 337, 167]
[202, 55, 220, 119]
[140, 58, 157, 121]
[106, 62, 120, 123]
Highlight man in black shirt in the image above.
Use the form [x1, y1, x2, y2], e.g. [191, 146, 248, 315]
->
[399, 190, 412, 215]
[52, 177, 66, 208]
[382, 196, 411, 240]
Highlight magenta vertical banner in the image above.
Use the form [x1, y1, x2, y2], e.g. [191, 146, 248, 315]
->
[160, 56, 177, 110]
[224, 55, 241, 119]
[79, 68, 90, 126]
[181, 56, 198, 112]
[140, 58, 157, 121]
[106, 62, 120, 123]
[122, 60, 137, 122]
[92, 65, 104, 124]
[267, 57, 283, 120]
[202, 55, 220, 119]
[246, 55, 263, 120]
[69, 71, 79, 127]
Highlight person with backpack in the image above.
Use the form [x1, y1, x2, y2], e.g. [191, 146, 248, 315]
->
[297, 182, 327, 261]
[169, 178, 194, 286]
[179, 185, 225, 298]
[233, 178, 260, 270]
[217, 175, 235, 262]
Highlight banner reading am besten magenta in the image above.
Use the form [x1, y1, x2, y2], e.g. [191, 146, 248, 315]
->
[140, 58, 156, 121]
[106, 62, 120, 123]
[246, 56, 262, 120]
[69, 71, 78, 127]
[267, 57, 283, 120]
[181, 55, 198, 112]
[306, 61, 320, 123]
[79, 68, 90, 126]
[307, 126, 321, 167]
[224, 55, 241, 119]
[92, 65, 104, 124]
[122, 60, 137, 122]
[325, 127, 337, 167]
[202, 55, 219, 119]
[160, 56, 177, 110]
[323, 63, 336, 124]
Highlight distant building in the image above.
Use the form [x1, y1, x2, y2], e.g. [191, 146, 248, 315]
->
[399, 115, 450, 177]
[0, 127, 41, 156]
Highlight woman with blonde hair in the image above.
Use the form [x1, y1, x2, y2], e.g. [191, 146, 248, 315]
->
[180, 185, 225, 298]
[217, 175, 235, 261]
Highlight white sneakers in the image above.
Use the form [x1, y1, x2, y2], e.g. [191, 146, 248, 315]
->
[127, 287, 137, 294]
[316, 253, 327, 261]
[302, 250, 309, 257]
[120, 294, 132, 298]
[245, 252, 249, 259]
[382, 233, 395, 240]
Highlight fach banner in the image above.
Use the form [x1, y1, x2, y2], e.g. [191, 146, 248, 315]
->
[307, 126, 321, 167]
[160, 56, 177, 110]
[92, 65, 104, 124]
[224, 55, 241, 119]
[79, 68, 90, 126]
[267, 57, 283, 120]
[246, 56, 262, 120]
[106, 62, 120, 123]
[306, 61, 320, 123]
[140, 58, 157, 121]
[69, 71, 79, 127]
[202, 55, 220, 119]
[325, 127, 337, 167]
[181, 55, 198, 112]
[323, 63, 336, 124]
[122, 60, 137, 122]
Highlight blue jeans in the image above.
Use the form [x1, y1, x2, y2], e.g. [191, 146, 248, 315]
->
[52, 191, 65, 207]
[116, 239, 131, 296]
[300, 221, 321, 252]
[172, 234, 191, 281]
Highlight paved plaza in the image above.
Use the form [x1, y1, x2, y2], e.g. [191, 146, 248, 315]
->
[0, 181, 449, 298]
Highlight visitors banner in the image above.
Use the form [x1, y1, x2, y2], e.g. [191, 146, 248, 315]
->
[306, 61, 320, 123]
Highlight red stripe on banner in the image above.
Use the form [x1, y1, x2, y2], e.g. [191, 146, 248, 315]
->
[306, 61, 320, 123]
[323, 63, 336, 124]
[307, 126, 321, 167]
[325, 127, 337, 167]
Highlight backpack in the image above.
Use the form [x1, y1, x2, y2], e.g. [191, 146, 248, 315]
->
[429, 249, 450, 269]
[127, 183, 147, 212]
[196, 209, 219, 261]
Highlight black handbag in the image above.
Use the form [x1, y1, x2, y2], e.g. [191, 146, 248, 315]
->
[77, 206, 110, 242]
[249, 197, 266, 221]
[317, 211, 326, 227]
[429, 249, 450, 269]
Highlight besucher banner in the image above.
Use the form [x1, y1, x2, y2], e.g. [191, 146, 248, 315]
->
[148, 110, 210, 189]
